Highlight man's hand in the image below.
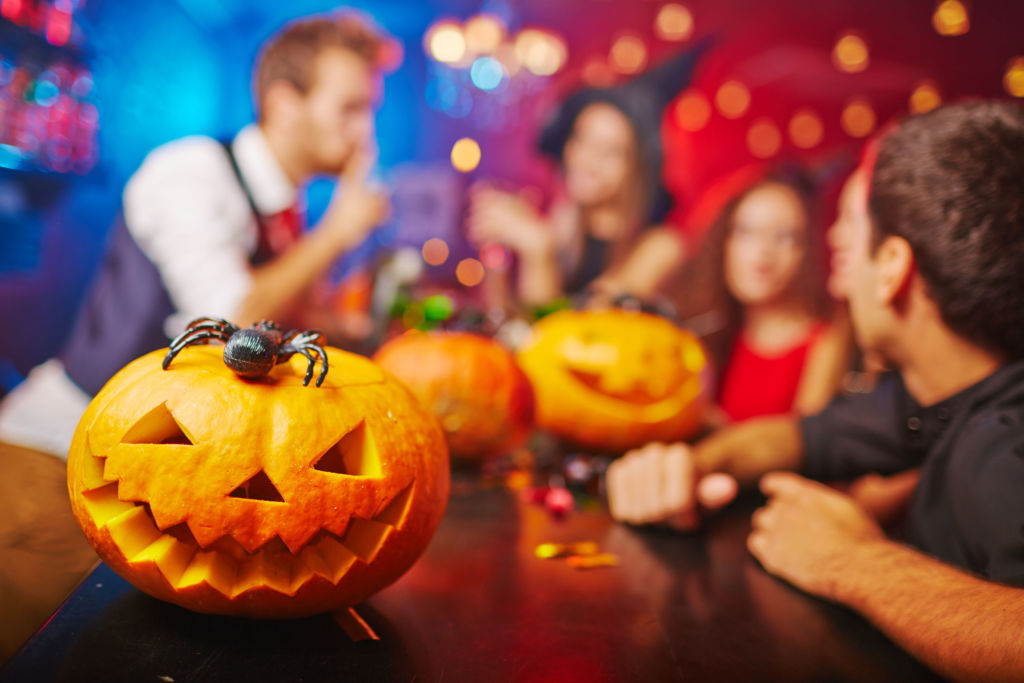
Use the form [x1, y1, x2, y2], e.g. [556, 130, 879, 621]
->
[748, 472, 886, 600]
[323, 145, 390, 248]
[606, 442, 739, 530]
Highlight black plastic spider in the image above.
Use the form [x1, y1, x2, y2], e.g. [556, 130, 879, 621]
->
[162, 317, 329, 387]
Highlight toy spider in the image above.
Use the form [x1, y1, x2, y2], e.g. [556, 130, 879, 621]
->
[162, 317, 329, 387]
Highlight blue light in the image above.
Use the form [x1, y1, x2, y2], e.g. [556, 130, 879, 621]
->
[34, 80, 60, 107]
[470, 57, 504, 91]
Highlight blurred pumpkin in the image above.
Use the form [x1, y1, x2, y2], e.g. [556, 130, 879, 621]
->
[516, 309, 709, 451]
[373, 331, 534, 460]
[67, 345, 449, 618]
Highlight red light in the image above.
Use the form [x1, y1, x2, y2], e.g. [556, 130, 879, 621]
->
[46, 5, 72, 47]
[1, 0, 24, 23]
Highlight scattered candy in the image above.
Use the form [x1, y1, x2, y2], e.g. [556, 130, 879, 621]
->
[544, 486, 575, 516]
[566, 553, 620, 569]
[534, 541, 599, 559]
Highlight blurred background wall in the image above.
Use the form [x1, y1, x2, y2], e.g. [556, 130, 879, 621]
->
[1, 0, 1021, 389]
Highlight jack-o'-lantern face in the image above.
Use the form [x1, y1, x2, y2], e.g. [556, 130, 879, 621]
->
[67, 346, 449, 618]
[516, 309, 709, 451]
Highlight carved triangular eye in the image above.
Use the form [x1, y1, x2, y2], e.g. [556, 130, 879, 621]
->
[313, 420, 381, 477]
[121, 402, 194, 445]
[229, 470, 285, 502]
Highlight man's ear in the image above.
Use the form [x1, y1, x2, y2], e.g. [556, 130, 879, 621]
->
[874, 235, 915, 305]
[260, 80, 303, 127]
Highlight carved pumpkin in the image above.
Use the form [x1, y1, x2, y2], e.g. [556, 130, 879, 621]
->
[516, 309, 709, 452]
[373, 331, 534, 460]
[67, 345, 449, 618]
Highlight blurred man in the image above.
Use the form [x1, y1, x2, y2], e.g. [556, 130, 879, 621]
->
[608, 101, 1024, 680]
[0, 12, 390, 457]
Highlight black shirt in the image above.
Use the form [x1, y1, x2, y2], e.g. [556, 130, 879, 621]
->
[800, 361, 1024, 584]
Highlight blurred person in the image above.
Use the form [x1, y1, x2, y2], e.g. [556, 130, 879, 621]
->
[467, 44, 709, 308]
[681, 168, 852, 423]
[0, 12, 391, 458]
[607, 101, 1024, 681]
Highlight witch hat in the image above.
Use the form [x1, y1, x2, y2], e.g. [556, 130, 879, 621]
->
[538, 36, 714, 224]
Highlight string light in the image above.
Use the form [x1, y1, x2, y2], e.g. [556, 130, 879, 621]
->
[609, 35, 647, 74]
[747, 118, 781, 159]
[788, 108, 823, 149]
[456, 258, 485, 287]
[470, 57, 505, 91]
[426, 22, 466, 64]
[932, 0, 969, 36]
[674, 92, 711, 131]
[909, 81, 942, 113]
[451, 137, 482, 172]
[655, 4, 694, 42]
[515, 29, 567, 76]
[832, 32, 869, 73]
[422, 238, 450, 266]
[715, 80, 750, 119]
[464, 14, 505, 55]
[1005, 57, 1024, 98]
[841, 98, 876, 138]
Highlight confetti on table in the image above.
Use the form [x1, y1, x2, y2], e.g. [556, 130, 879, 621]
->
[534, 541, 599, 559]
[566, 553, 620, 569]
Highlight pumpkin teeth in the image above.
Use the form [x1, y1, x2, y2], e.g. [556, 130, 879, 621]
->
[82, 461, 416, 599]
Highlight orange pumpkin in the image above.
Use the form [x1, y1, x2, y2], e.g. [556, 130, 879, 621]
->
[516, 309, 709, 452]
[67, 345, 449, 618]
[373, 331, 534, 460]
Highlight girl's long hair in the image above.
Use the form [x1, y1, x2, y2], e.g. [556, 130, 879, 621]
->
[678, 166, 833, 375]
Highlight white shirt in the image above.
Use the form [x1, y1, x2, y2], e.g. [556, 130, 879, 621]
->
[123, 123, 297, 336]
[0, 125, 296, 458]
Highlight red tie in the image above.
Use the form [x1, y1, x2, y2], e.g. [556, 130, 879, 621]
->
[254, 205, 302, 264]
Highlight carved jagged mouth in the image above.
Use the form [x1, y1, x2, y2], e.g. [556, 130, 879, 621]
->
[80, 475, 414, 599]
[78, 398, 416, 599]
[566, 368, 669, 405]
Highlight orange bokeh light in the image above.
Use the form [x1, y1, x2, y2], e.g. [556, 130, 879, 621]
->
[747, 118, 782, 159]
[1005, 57, 1024, 98]
[841, 98, 876, 138]
[609, 35, 647, 74]
[832, 32, 869, 74]
[909, 81, 942, 114]
[788, 108, 824, 149]
[715, 80, 751, 119]
[456, 258, 486, 287]
[674, 92, 711, 131]
[655, 4, 694, 42]
[933, 0, 969, 36]
[422, 238, 450, 266]
[464, 14, 505, 55]
[451, 138, 482, 173]
[426, 21, 466, 64]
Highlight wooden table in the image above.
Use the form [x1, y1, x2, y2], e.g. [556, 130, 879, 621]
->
[1, 476, 940, 682]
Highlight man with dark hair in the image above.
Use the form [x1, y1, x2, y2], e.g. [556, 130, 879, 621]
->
[0, 12, 390, 457]
[608, 100, 1024, 680]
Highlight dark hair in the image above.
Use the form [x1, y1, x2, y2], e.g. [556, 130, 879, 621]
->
[253, 13, 386, 116]
[679, 166, 831, 373]
[869, 100, 1024, 359]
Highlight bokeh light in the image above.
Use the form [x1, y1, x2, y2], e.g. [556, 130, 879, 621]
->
[464, 14, 505, 55]
[747, 118, 782, 158]
[581, 59, 615, 86]
[655, 4, 694, 42]
[832, 32, 869, 74]
[674, 92, 711, 131]
[841, 98, 876, 138]
[909, 80, 942, 113]
[933, 0, 969, 36]
[1005, 57, 1024, 98]
[610, 34, 647, 74]
[515, 29, 567, 76]
[788, 108, 824, 149]
[470, 57, 505, 91]
[426, 22, 467, 64]
[715, 80, 751, 119]
[456, 258, 486, 287]
[422, 238, 450, 266]
[479, 242, 508, 269]
[451, 137, 482, 172]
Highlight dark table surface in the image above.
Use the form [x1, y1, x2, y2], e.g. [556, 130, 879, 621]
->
[2, 476, 941, 682]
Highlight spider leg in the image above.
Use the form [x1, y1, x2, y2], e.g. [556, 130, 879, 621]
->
[162, 330, 231, 369]
[281, 340, 329, 386]
[182, 317, 238, 334]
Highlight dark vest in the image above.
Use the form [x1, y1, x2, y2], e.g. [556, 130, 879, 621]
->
[60, 139, 267, 396]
